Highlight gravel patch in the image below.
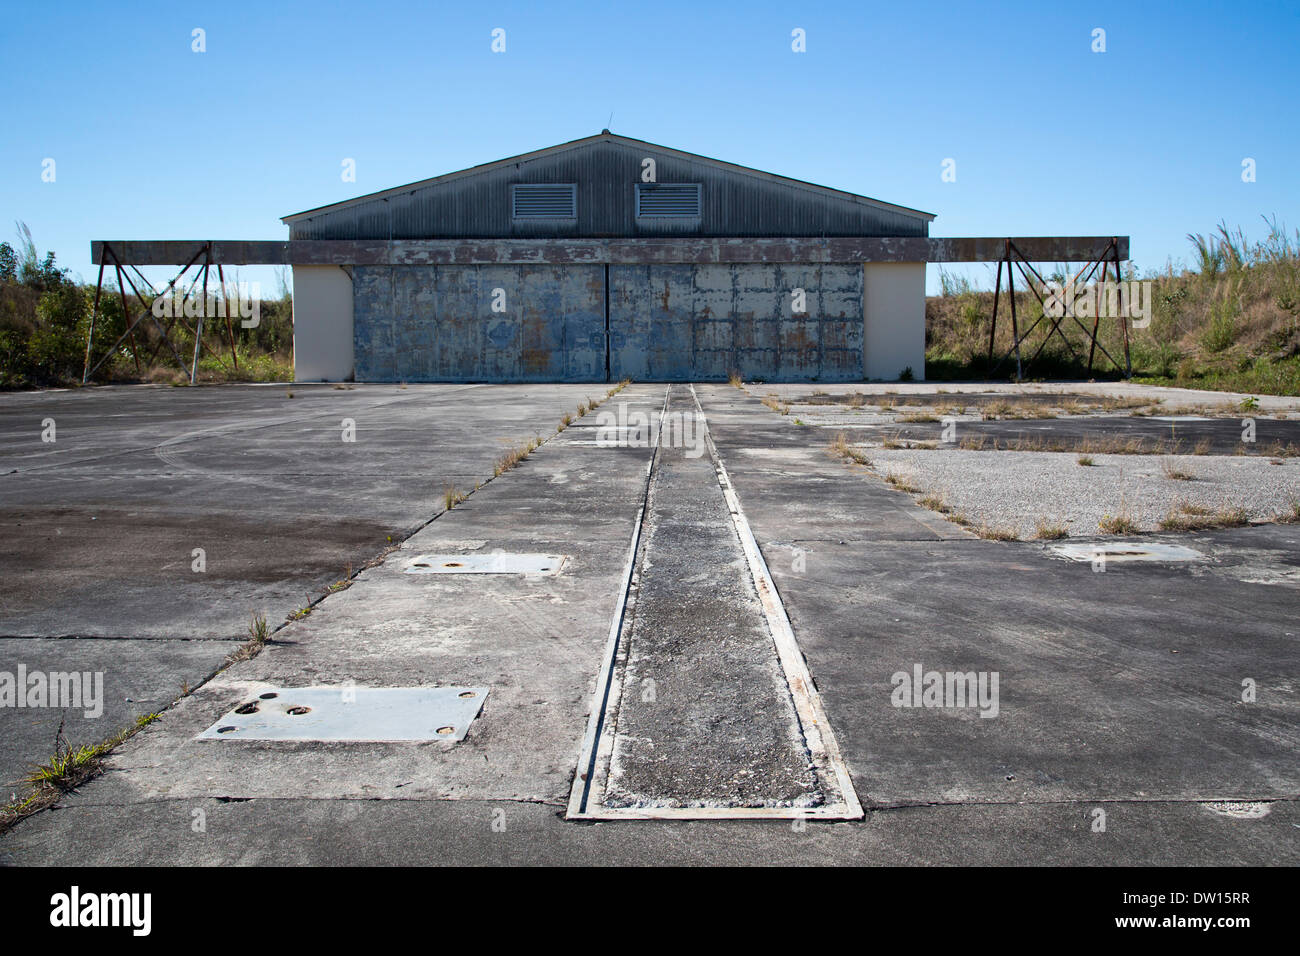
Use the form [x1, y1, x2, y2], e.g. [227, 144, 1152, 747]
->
[754, 381, 1300, 413]
[866, 448, 1300, 539]
[748, 381, 1300, 429]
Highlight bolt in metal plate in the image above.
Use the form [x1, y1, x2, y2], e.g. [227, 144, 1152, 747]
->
[196, 686, 488, 742]
[1051, 542, 1204, 563]
[404, 553, 565, 575]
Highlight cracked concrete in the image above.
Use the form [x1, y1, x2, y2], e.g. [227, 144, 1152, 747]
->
[0, 382, 622, 797]
[1, 381, 1296, 864]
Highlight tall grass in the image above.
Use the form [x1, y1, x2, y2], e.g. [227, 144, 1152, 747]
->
[1, 225, 296, 388]
[926, 216, 1300, 394]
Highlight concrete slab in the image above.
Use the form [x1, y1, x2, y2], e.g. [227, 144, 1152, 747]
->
[0, 382, 622, 804]
[693, 385, 1300, 809]
[52, 388, 667, 806]
[3, 793, 1295, 866]
[1, 380, 1296, 866]
[0, 383, 596, 639]
[0, 637, 235, 793]
[701, 390, 968, 543]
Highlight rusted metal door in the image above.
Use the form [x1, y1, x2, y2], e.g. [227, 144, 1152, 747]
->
[352, 262, 863, 382]
[607, 263, 863, 382]
[353, 264, 607, 382]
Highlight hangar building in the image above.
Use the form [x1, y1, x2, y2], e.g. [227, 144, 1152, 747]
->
[283, 132, 934, 383]
[88, 134, 1127, 386]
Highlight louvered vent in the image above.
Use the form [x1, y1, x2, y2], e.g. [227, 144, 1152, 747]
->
[636, 183, 701, 218]
[511, 184, 577, 219]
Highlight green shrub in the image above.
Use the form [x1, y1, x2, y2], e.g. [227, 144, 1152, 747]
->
[1200, 301, 1238, 353]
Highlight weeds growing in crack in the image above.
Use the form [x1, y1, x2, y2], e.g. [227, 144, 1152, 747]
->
[443, 484, 466, 511]
[225, 611, 272, 666]
[2, 712, 161, 837]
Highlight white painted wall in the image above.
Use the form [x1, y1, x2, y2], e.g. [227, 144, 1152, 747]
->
[291, 265, 354, 382]
[863, 262, 926, 381]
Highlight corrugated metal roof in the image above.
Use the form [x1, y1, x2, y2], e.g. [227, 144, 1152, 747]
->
[281, 132, 935, 230]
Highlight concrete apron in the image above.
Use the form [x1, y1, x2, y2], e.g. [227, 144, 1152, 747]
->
[569, 385, 860, 819]
[43, 382, 858, 819]
[66, 387, 669, 807]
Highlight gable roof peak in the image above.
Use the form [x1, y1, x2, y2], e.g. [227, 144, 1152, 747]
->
[281, 132, 935, 223]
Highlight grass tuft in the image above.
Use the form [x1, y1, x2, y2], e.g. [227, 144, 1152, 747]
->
[1158, 505, 1250, 531]
[3, 712, 161, 836]
[975, 524, 1019, 541]
[22, 713, 159, 792]
[442, 484, 466, 511]
[1032, 518, 1069, 540]
[761, 394, 791, 416]
[1161, 459, 1197, 481]
[1098, 512, 1140, 535]
[884, 473, 921, 495]
[917, 494, 951, 514]
[828, 431, 871, 466]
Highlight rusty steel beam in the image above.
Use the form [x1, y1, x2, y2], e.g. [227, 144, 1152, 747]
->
[987, 236, 1131, 381]
[82, 241, 241, 384]
[92, 236, 1130, 267]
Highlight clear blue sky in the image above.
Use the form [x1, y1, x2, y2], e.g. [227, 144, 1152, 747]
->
[2, 0, 1296, 294]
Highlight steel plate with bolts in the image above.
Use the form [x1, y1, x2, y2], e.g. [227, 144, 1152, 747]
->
[196, 686, 489, 742]
[404, 553, 566, 575]
[1051, 542, 1205, 563]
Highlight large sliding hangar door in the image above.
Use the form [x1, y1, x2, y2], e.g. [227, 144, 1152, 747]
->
[352, 264, 607, 383]
[351, 261, 865, 383]
[609, 264, 862, 382]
